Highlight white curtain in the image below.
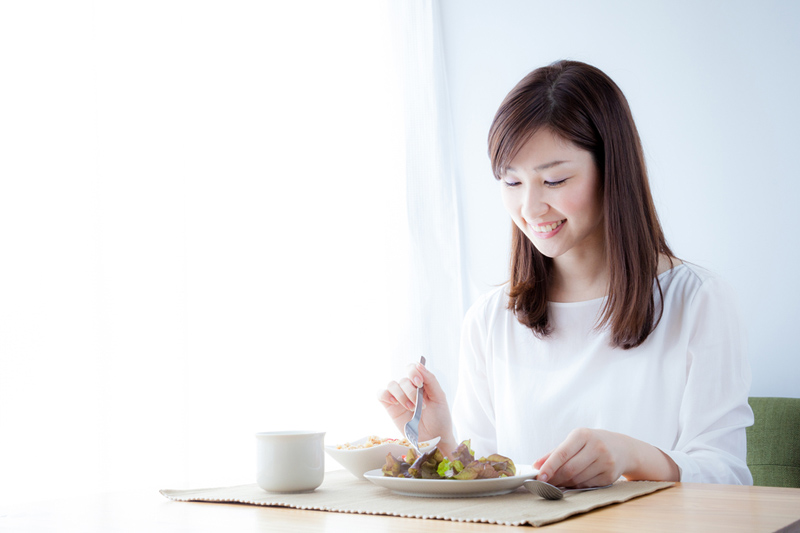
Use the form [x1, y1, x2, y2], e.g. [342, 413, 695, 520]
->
[388, 0, 466, 404]
[0, 1, 415, 507]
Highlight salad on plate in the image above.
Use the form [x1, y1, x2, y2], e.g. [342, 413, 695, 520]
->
[382, 439, 516, 480]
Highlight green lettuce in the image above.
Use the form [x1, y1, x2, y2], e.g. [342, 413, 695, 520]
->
[436, 458, 465, 478]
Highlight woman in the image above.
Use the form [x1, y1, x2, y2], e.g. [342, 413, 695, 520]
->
[379, 60, 753, 487]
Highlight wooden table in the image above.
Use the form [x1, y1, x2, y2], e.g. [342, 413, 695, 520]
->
[2, 483, 799, 532]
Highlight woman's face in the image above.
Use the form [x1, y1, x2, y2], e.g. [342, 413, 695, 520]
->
[500, 128, 604, 262]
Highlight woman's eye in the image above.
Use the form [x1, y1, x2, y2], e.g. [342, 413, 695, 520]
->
[502, 180, 521, 188]
[544, 179, 567, 188]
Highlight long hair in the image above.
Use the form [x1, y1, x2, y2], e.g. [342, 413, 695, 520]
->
[487, 60, 673, 349]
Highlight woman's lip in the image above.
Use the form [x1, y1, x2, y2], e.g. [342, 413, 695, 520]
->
[528, 220, 565, 239]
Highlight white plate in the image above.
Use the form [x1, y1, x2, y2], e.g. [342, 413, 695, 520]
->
[363, 465, 538, 498]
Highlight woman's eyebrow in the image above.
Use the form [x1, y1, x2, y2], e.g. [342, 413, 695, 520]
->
[506, 160, 569, 173]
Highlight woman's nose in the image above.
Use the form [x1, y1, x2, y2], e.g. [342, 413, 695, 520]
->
[521, 188, 548, 220]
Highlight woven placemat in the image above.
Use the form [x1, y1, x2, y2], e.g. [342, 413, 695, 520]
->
[161, 470, 674, 527]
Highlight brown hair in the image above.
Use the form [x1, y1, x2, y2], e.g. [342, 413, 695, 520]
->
[487, 60, 673, 349]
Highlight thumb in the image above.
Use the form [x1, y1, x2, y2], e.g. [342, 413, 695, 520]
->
[417, 363, 447, 402]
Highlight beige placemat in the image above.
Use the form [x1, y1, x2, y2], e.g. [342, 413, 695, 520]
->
[160, 470, 674, 527]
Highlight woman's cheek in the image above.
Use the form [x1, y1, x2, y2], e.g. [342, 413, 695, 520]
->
[500, 189, 515, 213]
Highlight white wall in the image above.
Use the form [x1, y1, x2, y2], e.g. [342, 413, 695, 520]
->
[440, 0, 800, 398]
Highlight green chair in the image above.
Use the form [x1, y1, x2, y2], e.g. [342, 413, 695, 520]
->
[746, 397, 800, 488]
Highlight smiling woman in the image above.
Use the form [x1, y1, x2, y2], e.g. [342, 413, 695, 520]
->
[379, 59, 753, 491]
[489, 62, 672, 349]
[0, 0, 406, 507]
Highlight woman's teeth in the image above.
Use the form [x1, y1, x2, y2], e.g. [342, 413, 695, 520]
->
[531, 220, 564, 233]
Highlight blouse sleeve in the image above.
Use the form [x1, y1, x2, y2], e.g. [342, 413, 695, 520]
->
[662, 275, 754, 484]
[451, 295, 498, 457]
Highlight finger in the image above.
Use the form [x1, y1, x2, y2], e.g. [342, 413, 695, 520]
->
[548, 440, 604, 487]
[556, 453, 604, 487]
[398, 377, 421, 405]
[533, 453, 550, 470]
[377, 387, 402, 407]
[574, 469, 618, 489]
[386, 380, 416, 411]
[567, 459, 607, 488]
[537, 429, 590, 484]
[564, 436, 624, 487]
[377, 384, 417, 423]
[405, 363, 425, 388]
[378, 385, 409, 416]
[414, 364, 448, 403]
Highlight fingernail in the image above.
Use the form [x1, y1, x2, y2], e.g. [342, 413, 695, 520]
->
[406, 401, 415, 410]
[413, 377, 422, 387]
[538, 473, 548, 482]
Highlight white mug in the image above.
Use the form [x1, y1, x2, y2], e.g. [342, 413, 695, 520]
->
[256, 430, 325, 493]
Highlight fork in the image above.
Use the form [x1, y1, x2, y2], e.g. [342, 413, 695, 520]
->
[403, 355, 426, 454]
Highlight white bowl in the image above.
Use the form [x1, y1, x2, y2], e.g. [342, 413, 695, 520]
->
[325, 436, 441, 479]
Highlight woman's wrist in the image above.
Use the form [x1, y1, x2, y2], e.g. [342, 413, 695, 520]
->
[623, 436, 680, 482]
[437, 435, 459, 459]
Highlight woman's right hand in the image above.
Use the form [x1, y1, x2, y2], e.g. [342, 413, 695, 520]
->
[377, 361, 457, 455]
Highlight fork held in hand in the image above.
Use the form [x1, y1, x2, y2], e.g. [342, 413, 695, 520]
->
[403, 355, 426, 454]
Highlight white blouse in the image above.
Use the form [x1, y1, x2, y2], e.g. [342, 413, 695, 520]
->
[451, 263, 753, 484]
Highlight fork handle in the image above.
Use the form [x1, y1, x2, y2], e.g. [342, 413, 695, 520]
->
[415, 355, 426, 415]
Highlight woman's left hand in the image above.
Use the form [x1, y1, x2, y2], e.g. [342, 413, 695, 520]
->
[533, 428, 680, 488]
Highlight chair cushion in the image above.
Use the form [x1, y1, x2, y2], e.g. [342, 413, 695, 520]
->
[747, 397, 800, 488]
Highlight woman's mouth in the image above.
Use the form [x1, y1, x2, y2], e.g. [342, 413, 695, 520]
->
[528, 219, 565, 239]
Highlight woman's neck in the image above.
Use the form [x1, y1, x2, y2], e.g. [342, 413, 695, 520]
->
[549, 252, 682, 303]
[548, 242, 609, 303]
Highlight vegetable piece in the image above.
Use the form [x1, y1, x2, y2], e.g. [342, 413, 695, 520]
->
[409, 448, 444, 479]
[437, 458, 466, 478]
[405, 447, 418, 465]
[453, 461, 501, 480]
[382, 453, 411, 478]
[437, 458, 453, 478]
[451, 440, 476, 466]
[484, 454, 516, 476]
